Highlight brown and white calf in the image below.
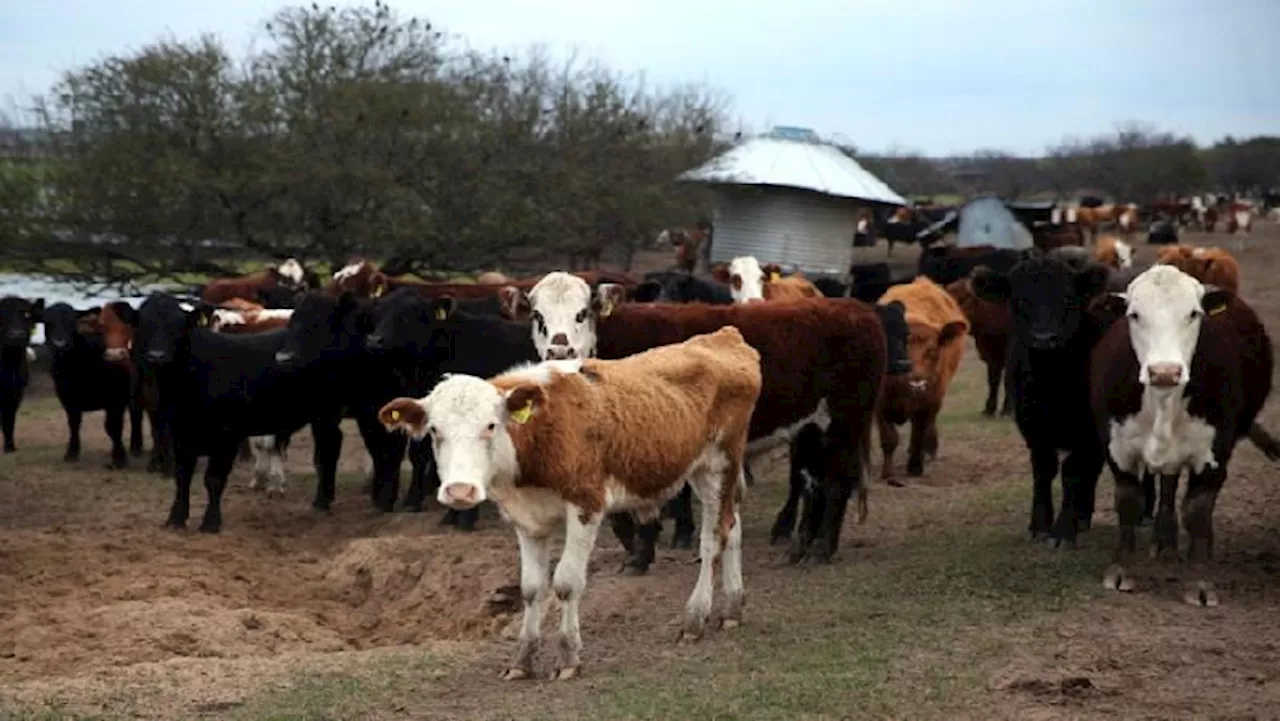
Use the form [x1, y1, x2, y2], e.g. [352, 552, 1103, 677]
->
[711, 256, 823, 304]
[1091, 265, 1273, 607]
[379, 326, 762, 680]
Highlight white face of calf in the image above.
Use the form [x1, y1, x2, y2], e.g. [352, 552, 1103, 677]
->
[277, 258, 304, 285]
[522, 272, 622, 361]
[409, 375, 524, 509]
[1122, 265, 1214, 389]
[1114, 239, 1133, 268]
[726, 256, 765, 304]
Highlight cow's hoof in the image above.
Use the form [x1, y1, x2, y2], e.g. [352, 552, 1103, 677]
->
[3, 446, 15, 454]
[671, 534, 694, 550]
[618, 563, 649, 577]
[1102, 564, 1135, 592]
[164, 519, 185, 531]
[769, 532, 791, 547]
[1184, 581, 1219, 608]
[553, 666, 579, 681]
[198, 522, 220, 534]
[1137, 515, 1153, 527]
[500, 668, 531, 681]
[885, 477, 904, 487]
[1052, 536, 1077, 551]
[981, 407, 996, 418]
[311, 500, 331, 513]
[63, 453, 79, 463]
[720, 618, 741, 630]
[906, 462, 924, 477]
[677, 630, 702, 644]
[267, 490, 284, 500]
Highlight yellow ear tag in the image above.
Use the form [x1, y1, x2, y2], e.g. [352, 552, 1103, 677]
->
[769, 271, 781, 283]
[390, 409, 401, 421]
[435, 308, 448, 320]
[371, 283, 385, 298]
[510, 401, 533, 424]
[600, 300, 614, 318]
[1208, 304, 1227, 316]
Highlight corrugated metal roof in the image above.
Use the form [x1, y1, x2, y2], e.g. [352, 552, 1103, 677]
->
[677, 127, 907, 206]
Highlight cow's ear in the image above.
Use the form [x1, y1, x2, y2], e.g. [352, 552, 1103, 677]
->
[498, 286, 530, 320]
[369, 272, 388, 299]
[1201, 286, 1230, 316]
[938, 320, 967, 346]
[115, 303, 140, 327]
[761, 263, 783, 283]
[710, 263, 730, 284]
[29, 298, 44, 315]
[191, 302, 217, 328]
[1092, 292, 1128, 319]
[431, 297, 456, 321]
[970, 266, 1010, 303]
[1074, 264, 1110, 300]
[378, 398, 429, 438]
[591, 283, 625, 318]
[504, 384, 546, 425]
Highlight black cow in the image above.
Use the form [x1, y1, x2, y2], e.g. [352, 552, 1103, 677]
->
[810, 276, 848, 298]
[366, 291, 542, 529]
[0, 296, 42, 453]
[1146, 220, 1178, 245]
[919, 246, 1024, 286]
[846, 262, 915, 303]
[135, 293, 349, 532]
[632, 272, 732, 304]
[971, 255, 1111, 547]
[42, 302, 142, 468]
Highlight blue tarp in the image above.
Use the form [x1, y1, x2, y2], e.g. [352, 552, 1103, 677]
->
[956, 196, 1034, 250]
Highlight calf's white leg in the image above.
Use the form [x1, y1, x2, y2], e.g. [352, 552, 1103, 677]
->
[683, 467, 727, 641]
[720, 498, 745, 627]
[505, 527, 552, 680]
[551, 507, 601, 680]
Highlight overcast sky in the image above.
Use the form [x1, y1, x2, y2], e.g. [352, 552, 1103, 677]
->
[2, 0, 1276, 156]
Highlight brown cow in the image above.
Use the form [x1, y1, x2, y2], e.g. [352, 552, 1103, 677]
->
[379, 326, 761, 680]
[201, 258, 311, 304]
[1092, 234, 1134, 269]
[1155, 245, 1241, 296]
[1225, 202, 1255, 234]
[945, 277, 1013, 417]
[502, 272, 888, 567]
[1091, 265, 1273, 607]
[875, 278, 968, 485]
[209, 308, 292, 335]
[711, 256, 823, 303]
[329, 259, 641, 302]
[218, 297, 266, 312]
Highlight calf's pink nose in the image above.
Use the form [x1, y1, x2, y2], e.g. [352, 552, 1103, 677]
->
[442, 483, 480, 507]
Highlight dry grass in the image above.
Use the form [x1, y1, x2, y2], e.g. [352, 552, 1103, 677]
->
[2, 228, 1279, 721]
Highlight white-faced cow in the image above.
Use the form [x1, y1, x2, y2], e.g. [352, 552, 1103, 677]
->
[379, 326, 762, 680]
[1091, 265, 1273, 607]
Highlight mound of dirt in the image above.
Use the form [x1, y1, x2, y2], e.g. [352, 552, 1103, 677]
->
[318, 535, 519, 647]
[2, 597, 348, 674]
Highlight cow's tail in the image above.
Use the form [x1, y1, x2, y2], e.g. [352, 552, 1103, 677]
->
[1248, 423, 1280, 461]
[856, 433, 871, 524]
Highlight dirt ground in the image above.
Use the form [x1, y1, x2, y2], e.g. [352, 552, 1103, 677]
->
[3, 227, 1280, 721]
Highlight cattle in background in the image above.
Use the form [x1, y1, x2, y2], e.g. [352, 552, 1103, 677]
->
[475, 271, 511, 284]
[710, 257, 823, 304]
[1075, 204, 1139, 241]
[503, 272, 894, 569]
[1032, 223, 1085, 250]
[946, 277, 1014, 417]
[1092, 234, 1134, 269]
[632, 271, 732, 305]
[96, 302, 148, 458]
[971, 255, 1111, 546]
[875, 278, 968, 485]
[1225, 202, 1255, 235]
[655, 224, 712, 272]
[1091, 266, 1273, 606]
[811, 276, 849, 299]
[1155, 245, 1241, 296]
[200, 257, 314, 305]
[328, 260, 642, 302]
[1146, 219, 1179, 245]
[0, 297, 44, 453]
[41, 303, 144, 468]
[842, 262, 915, 303]
[210, 308, 293, 334]
[853, 208, 876, 248]
[918, 246, 1024, 286]
[379, 326, 760, 680]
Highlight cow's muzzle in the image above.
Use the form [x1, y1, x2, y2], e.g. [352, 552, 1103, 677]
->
[439, 482, 482, 510]
[1145, 362, 1184, 388]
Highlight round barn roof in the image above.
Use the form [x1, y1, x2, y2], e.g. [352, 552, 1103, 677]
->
[677, 127, 906, 206]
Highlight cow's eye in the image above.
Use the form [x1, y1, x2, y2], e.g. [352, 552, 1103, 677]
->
[1127, 311, 1140, 322]
[575, 309, 588, 323]
[485, 422, 496, 433]
[427, 426, 437, 437]
[1189, 308, 1202, 320]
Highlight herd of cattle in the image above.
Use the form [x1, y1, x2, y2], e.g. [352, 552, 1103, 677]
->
[0, 213, 1277, 679]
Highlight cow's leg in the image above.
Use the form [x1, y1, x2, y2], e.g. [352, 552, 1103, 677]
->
[667, 484, 695, 549]
[805, 431, 858, 563]
[404, 439, 432, 513]
[503, 526, 551, 681]
[1053, 446, 1102, 548]
[145, 406, 164, 473]
[718, 474, 745, 630]
[1181, 468, 1224, 608]
[906, 412, 928, 477]
[1102, 466, 1142, 593]
[1139, 472, 1156, 526]
[236, 438, 252, 464]
[199, 443, 238, 533]
[770, 465, 803, 545]
[1151, 472, 1179, 560]
[1028, 444, 1059, 541]
[310, 420, 342, 512]
[1000, 350, 1015, 416]
[165, 443, 199, 530]
[128, 391, 145, 456]
[249, 434, 288, 498]
[982, 357, 1001, 416]
[248, 436, 270, 492]
[357, 413, 405, 513]
[922, 414, 939, 462]
[878, 413, 901, 486]
[788, 471, 823, 564]
[1, 395, 18, 452]
[551, 507, 601, 680]
[620, 519, 658, 576]
[104, 403, 128, 469]
[682, 471, 726, 641]
[63, 407, 83, 462]
[609, 512, 637, 558]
